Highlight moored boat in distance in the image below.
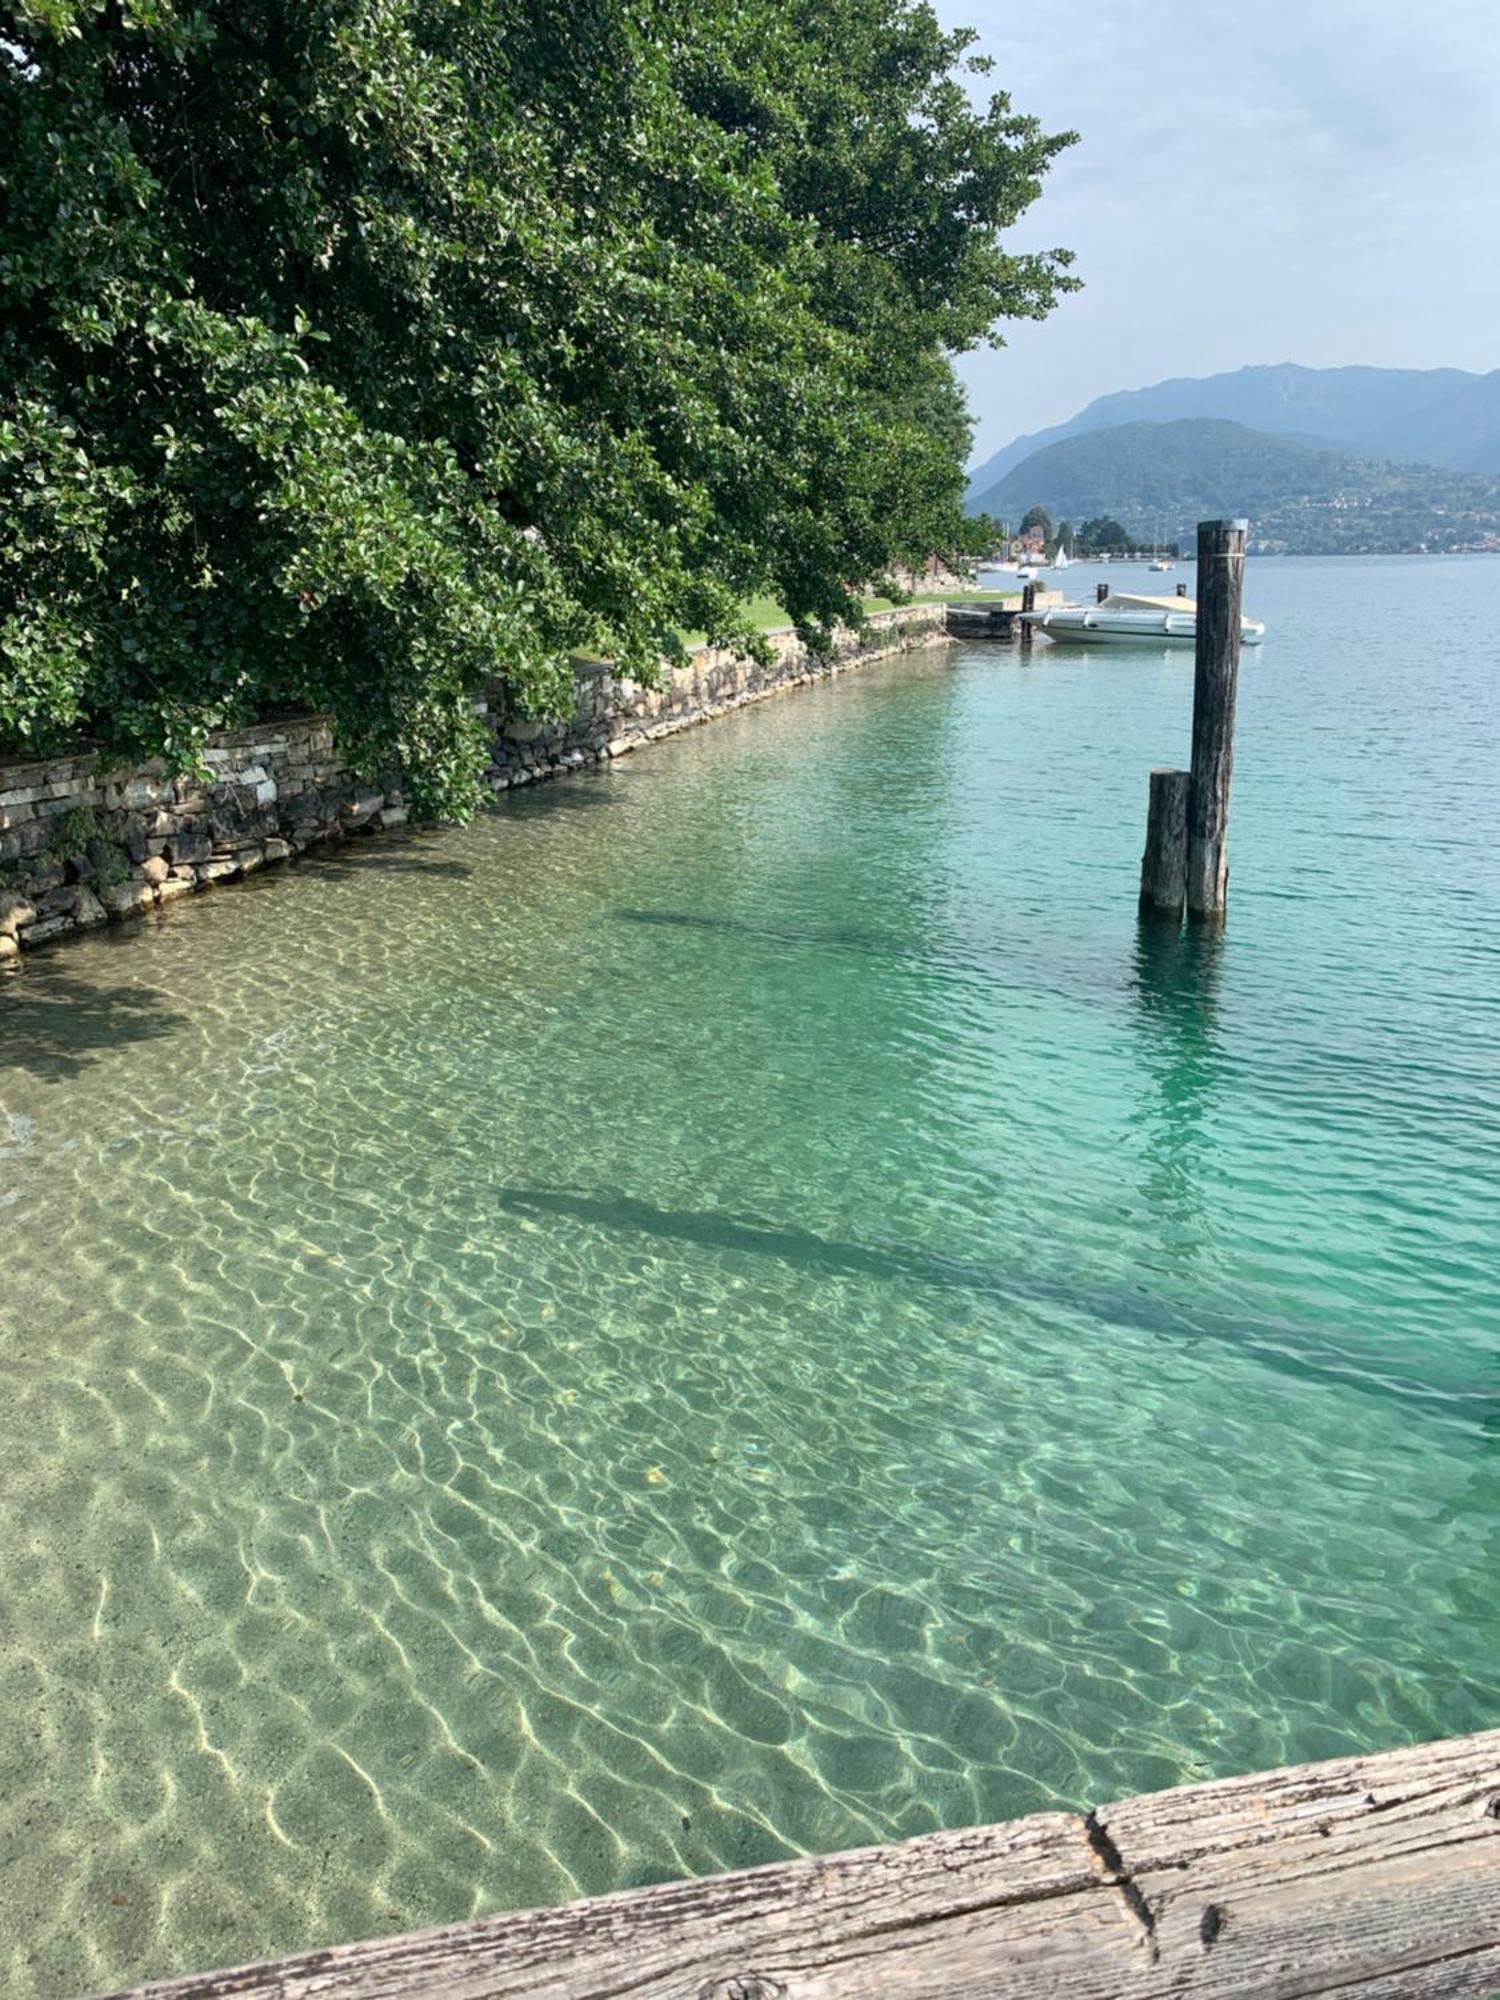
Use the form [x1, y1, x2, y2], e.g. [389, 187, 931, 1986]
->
[1148, 555, 1174, 571]
[1021, 590, 1265, 647]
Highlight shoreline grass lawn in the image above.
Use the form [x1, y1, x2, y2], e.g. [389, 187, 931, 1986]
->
[676, 588, 1019, 650]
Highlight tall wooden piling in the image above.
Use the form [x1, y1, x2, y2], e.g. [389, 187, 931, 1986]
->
[1185, 518, 1246, 922]
[1139, 767, 1190, 917]
[1019, 582, 1035, 649]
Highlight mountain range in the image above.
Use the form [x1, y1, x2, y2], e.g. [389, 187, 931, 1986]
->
[965, 363, 1500, 555]
[967, 363, 1500, 502]
[974, 419, 1500, 556]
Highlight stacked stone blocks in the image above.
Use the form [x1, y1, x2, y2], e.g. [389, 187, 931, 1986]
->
[0, 606, 948, 959]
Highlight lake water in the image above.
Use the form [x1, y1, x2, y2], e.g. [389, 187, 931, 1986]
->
[2, 555, 1498, 1996]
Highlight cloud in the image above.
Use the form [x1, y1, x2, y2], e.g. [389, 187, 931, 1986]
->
[945, 0, 1500, 452]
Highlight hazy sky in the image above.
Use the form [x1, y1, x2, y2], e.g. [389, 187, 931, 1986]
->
[942, 0, 1500, 463]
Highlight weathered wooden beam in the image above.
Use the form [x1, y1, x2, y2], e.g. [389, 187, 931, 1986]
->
[1185, 517, 1247, 922]
[1139, 766, 1190, 918]
[98, 1729, 1500, 2000]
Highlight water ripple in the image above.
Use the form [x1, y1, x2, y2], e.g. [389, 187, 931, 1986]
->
[0, 557, 1497, 1995]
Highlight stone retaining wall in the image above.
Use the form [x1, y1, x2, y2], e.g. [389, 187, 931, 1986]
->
[0, 604, 950, 961]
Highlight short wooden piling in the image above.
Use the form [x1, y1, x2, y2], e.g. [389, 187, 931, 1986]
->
[1176, 582, 1188, 598]
[1096, 581, 1109, 604]
[1139, 767, 1190, 917]
[1185, 518, 1246, 922]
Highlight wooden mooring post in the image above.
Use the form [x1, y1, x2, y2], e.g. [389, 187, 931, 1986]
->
[1185, 517, 1246, 920]
[1139, 767, 1190, 916]
[1138, 518, 1247, 924]
[1019, 581, 1035, 648]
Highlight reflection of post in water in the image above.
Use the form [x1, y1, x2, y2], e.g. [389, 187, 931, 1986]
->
[1129, 914, 1225, 1255]
[1444, 1398, 1500, 1650]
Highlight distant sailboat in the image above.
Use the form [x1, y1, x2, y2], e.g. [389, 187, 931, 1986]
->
[1054, 546, 1071, 569]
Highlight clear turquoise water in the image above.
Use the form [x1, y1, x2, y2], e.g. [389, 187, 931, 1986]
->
[1, 555, 1497, 1995]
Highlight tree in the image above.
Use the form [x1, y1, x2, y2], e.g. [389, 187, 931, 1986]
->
[1, 0, 1075, 815]
[1077, 516, 1131, 554]
[958, 512, 1004, 561]
[1054, 519, 1075, 555]
[1019, 504, 1053, 540]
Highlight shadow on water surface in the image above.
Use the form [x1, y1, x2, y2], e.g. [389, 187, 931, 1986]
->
[304, 847, 474, 881]
[493, 1183, 1497, 1426]
[620, 906, 914, 959]
[618, 906, 1182, 1017]
[500, 776, 626, 816]
[616, 905, 1116, 1002]
[0, 968, 188, 1083]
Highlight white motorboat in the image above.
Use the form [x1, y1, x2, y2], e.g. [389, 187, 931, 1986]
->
[1015, 563, 1041, 581]
[1148, 556, 1173, 572]
[1020, 591, 1265, 647]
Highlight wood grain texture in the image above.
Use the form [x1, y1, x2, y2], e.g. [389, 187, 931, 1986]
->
[98, 1729, 1500, 2000]
[1186, 516, 1246, 921]
[1139, 766, 1190, 916]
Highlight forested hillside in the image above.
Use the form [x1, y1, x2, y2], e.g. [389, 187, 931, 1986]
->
[976, 419, 1500, 554]
[965, 362, 1498, 499]
[1360, 371, 1500, 475]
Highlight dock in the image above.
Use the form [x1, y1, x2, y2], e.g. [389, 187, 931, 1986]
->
[943, 589, 1064, 642]
[99, 1726, 1500, 1998]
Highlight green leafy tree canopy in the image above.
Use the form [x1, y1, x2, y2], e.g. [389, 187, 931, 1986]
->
[1, 0, 1075, 813]
[1077, 515, 1131, 553]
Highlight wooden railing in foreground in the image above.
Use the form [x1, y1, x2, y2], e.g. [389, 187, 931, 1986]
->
[104, 1728, 1500, 2000]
